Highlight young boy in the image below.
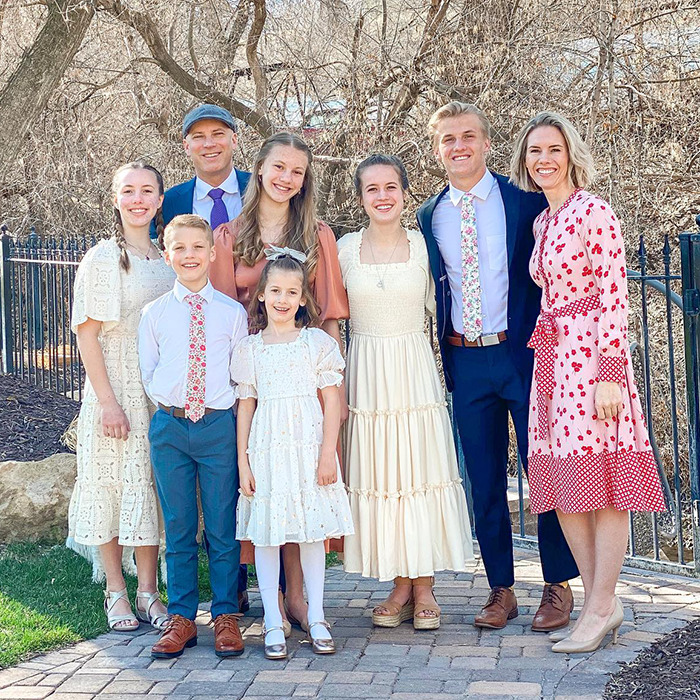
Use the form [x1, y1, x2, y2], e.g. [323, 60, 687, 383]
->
[138, 214, 248, 659]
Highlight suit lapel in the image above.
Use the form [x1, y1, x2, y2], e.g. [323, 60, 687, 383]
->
[418, 186, 449, 283]
[494, 173, 520, 271]
[180, 178, 196, 216]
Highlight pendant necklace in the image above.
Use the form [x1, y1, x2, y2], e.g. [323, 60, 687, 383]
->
[364, 228, 404, 290]
[127, 240, 156, 260]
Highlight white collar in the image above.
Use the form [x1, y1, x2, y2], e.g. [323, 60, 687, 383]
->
[448, 169, 494, 206]
[173, 279, 215, 304]
[194, 170, 239, 201]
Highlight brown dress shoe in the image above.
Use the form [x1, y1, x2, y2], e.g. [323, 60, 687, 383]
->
[531, 583, 574, 632]
[238, 590, 250, 614]
[474, 587, 518, 629]
[214, 613, 245, 657]
[151, 615, 197, 659]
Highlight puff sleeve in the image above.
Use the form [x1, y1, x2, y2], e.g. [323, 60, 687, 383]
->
[71, 240, 122, 333]
[312, 223, 350, 322]
[230, 335, 257, 399]
[582, 198, 628, 383]
[308, 328, 345, 389]
[335, 231, 357, 288]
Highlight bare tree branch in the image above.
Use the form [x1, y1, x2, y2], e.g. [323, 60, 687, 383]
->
[95, 0, 274, 136]
[0, 0, 94, 178]
[246, 0, 268, 112]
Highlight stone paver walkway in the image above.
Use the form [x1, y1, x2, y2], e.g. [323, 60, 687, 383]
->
[2, 550, 700, 700]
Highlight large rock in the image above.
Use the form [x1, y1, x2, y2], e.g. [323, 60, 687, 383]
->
[0, 453, 76, 543]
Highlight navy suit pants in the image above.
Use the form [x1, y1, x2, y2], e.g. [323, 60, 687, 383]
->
[446, 341, 579, 588]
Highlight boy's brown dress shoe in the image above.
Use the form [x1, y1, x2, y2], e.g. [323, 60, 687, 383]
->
[214, 613, 245, 657]
[531, 583, 574, 632]
[151, 615, 197, 658]
[474, 587, 518, 629]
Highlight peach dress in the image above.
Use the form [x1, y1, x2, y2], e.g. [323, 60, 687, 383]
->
[210, 217, 349, 560]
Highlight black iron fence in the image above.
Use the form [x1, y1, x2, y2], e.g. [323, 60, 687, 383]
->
[3, 220, 700, 578]
[0, 226, 90, 401]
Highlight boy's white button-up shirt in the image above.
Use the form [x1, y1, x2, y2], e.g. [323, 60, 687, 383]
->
[138, 280, 248, 409]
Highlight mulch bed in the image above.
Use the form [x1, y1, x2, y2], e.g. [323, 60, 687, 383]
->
[0, 373, 79, 461]
[605, 617, 700, 698]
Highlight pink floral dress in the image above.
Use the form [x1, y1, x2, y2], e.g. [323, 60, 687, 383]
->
[527, 189, 665, 514]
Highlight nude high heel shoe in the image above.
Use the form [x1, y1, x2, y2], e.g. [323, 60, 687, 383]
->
[551, 597, 623, 654]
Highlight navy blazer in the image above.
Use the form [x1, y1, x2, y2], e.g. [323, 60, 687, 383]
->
[416, 172, 546, 392]
[152, 169, 251, 236]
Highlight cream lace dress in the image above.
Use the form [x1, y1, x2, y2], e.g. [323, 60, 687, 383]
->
[233, 327, 355, 546]
[67, 239, 175, 562]
[339, 229, 474, 581]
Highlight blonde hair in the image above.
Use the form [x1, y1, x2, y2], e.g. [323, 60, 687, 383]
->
[162, 214, 214, 248]
[509, 112, 596, 192]
[427, 101, 491, 148]
[111, 161, 165, 272]
[234, 132, 320, 276]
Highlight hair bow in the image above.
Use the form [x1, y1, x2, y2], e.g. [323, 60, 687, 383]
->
[264, 245, 307, 263]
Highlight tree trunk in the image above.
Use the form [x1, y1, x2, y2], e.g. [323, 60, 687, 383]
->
[0, 0, 95, 178]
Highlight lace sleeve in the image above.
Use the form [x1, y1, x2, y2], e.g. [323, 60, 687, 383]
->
[71, 240, 122, 333]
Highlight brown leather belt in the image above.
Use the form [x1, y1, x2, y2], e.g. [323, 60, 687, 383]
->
[158, 403, 217, 418]
[446, 331, 507, 348]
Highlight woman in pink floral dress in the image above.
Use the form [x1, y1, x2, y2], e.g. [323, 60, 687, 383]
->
[510, 112, 665, 654]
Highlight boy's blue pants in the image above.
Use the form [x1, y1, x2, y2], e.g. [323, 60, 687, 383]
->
[149, 407, 240, 620]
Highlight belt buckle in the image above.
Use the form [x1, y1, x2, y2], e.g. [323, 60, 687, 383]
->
[479, 333, 500, 347]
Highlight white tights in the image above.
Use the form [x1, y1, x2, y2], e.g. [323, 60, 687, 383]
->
[255, 541, 327, 645]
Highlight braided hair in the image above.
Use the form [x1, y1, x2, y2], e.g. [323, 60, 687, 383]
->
[111, 161, 165, 272]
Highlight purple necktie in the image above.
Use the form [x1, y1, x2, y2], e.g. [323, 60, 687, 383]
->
[208, 188, 228, 230]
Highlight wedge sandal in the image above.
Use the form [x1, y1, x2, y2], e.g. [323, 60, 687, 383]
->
[412, 576, 441, 630]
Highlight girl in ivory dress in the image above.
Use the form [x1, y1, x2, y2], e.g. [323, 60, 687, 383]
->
[68, 162, 174, 631]
[339, 154, 473, 630]
[233, 252, 354, 660]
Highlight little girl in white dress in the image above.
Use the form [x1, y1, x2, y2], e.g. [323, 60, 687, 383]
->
[233, 250, 354, 660]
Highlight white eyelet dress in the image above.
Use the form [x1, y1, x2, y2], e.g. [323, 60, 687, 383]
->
[233, 327, 355, 546]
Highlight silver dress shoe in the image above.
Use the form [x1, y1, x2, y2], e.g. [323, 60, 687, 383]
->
[263, 626, 287, 660]
[307, 620, 335, 655]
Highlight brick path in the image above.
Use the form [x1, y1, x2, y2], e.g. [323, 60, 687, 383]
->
[2, 549, 700, 700]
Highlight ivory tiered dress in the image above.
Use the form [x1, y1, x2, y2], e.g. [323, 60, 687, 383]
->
[67, 240, 175, 560]
[339, 229, 473, 581]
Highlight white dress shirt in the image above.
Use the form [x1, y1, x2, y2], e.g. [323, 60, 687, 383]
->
[138, 280, 248, 409]
[192, 169, 243, 225]
[432, 170, 508, 335]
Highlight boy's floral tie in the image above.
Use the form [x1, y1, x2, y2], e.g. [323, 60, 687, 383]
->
[461, 192, 482, 341]
[184, 294, 206, 422]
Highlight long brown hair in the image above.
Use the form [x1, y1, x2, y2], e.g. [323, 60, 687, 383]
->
[111, 161, 165, 272]
[234, 133, 320, 275]
[247, 255, 321, 333]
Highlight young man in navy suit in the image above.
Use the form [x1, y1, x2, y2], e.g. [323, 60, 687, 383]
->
[416, 102, 579, 631]
[161, 104, 251, 229]
[160, 104, 251, 613]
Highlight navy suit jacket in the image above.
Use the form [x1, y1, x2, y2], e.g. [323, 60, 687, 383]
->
[152, 169, 251, 235]
[416, 172, 547, 392]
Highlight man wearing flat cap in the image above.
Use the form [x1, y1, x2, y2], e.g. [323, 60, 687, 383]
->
[161, 104, 251, 229]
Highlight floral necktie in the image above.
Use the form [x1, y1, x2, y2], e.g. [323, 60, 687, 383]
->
[184, 294, 206, 422]
[461, 193, 482, 341]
